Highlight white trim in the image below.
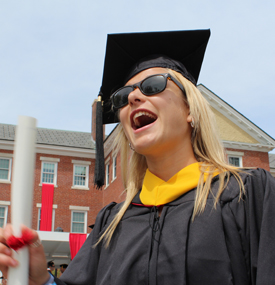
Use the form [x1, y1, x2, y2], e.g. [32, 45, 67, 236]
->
[40, 157, 60, 162]
[105, 157, 110, 164]
[105, 163, 110, 187]
[0, 140, 95, 158]
[224, 141, 274, 152]
[0, 153, 13, 158]
[40, 161, 58, 186]
[69, 206, 90, 211]
[52, 209, 56, 232]
[226, 150, 244, 156]
[112, 155, 117, 181]
[270, 168, 275, 178]
[0, 157, 12, 182]
[71, 160, 91, 165]
[226, 150, 244, 167]
[0, 205, 8, 228]
[38, 183, 58, 187]
[71, 186, 89, 190]
[72, 164, 89, 189]
[36, 144, 95, 158]
[0, 180, 11, 184]
[104, 126, 119, 158]
[36, 203, 58, 209]
[0, 201, 11, 206]
[228, 156, 243, 167]
[70, 210, 87, 234]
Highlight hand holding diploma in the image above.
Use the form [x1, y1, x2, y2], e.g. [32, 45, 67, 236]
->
[0, 224, 49, 285]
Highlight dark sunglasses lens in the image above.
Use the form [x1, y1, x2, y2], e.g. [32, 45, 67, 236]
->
[113, 87, 133, 108]
[141, 75, 166, 95]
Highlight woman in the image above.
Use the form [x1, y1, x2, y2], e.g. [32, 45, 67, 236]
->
[1, 30, 275, 285]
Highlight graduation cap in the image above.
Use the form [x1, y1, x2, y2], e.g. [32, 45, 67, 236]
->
[94, 29, 211, 188]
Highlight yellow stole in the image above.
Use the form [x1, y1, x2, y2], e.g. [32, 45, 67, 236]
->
[140, 162, 219, 206]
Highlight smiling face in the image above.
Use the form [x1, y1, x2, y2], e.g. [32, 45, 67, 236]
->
[119, 67, 194, 159]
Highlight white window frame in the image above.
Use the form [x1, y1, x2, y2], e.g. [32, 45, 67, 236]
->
[105, 163, 110, 187]
[71, 160, 91, 190]
[227, 151, 244, 167]
[0, 205, 8, 228]
[70, 210, 87, 234]
[40, 157, 59, 186]
[112, 156, 117, 182]
[0, 155, 12, 183]
[36, 203, 57, 231]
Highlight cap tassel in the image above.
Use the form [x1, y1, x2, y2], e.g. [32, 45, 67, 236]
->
[94, 95, 105, 189]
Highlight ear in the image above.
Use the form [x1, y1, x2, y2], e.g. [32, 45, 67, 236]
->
[187, 114, 192, 123]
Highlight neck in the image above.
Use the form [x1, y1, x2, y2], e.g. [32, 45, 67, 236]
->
[145, 145, 197, 182]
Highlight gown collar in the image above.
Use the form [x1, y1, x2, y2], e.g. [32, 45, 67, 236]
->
[136, 162, 219, 207]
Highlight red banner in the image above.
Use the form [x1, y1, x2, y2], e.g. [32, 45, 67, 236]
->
[69, 233, 87, 260]
[40, 184, 54, 231]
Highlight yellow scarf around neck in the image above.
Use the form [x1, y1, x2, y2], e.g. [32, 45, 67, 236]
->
[140, 162, 219, 206]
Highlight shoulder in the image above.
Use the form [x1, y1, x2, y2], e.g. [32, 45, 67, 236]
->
[219, 168, 275, 203]
[91, 201, 123, 232]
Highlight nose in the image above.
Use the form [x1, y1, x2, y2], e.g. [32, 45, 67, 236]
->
[128, 87, 146, 106]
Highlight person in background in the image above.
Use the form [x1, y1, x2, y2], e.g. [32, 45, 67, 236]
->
[59, 264, 68, 277]
[47, 260, 55, 276]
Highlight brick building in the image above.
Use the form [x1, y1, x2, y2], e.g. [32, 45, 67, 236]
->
[0, 124, 124, 267]
[0, 84, 274, 267]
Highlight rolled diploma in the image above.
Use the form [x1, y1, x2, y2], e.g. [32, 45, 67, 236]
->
[8, 116, 37, 285]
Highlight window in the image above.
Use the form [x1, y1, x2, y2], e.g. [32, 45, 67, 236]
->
[106, 164, 110, 186]
[0, 206, 8, 228]
[73, 165, 88, 187]
[112, 156, 117, 181]
[229, 156, 241, 167]
[41, 162, 56, 184]
[71, 160, 90, 190]
[71, 211, 87, 233]
[227, 151, 244, 167]
[0, 158, 12, 182]
[40, 157, 59, 186]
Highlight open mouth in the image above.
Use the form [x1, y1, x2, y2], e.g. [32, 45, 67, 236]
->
[132, 111, 157, 130]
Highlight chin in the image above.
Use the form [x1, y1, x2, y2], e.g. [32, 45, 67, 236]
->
[134, 139, 161, 156]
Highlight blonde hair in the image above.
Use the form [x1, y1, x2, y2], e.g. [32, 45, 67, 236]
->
[96, 69, 245, 247]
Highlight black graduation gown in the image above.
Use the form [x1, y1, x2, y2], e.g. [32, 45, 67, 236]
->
[55, 168, 275, 285]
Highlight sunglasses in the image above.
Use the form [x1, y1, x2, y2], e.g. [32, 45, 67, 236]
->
[111, 73, 185, 109]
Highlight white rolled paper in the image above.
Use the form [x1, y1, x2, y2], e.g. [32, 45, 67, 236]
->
[8, 116, 37, 285]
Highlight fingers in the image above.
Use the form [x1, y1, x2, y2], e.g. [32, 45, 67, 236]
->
[3, 224, 13, 240]
[0, 226, 18, 271]
[21, 225, 38, 243]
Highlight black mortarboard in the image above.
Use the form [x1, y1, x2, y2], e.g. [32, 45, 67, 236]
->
[94, 29, 210, 187]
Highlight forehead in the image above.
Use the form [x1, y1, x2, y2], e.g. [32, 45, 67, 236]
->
[125, 67, 168, 85]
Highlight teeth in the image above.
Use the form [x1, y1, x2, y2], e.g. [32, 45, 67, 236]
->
[133, 111, 157, 127]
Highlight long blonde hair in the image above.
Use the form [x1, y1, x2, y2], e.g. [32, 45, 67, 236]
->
[97, 69, 245, 247]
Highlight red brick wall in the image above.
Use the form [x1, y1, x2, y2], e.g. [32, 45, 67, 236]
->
[0, 149, 103, 232]
[226, 148, 270, 171]
[32, 153, 102, 233]
[103, 150, 125, 206]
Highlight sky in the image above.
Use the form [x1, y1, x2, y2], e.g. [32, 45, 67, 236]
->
[1, 0, 275, 149]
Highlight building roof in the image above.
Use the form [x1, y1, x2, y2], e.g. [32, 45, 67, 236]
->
[198, 84, 275, 153]
[0, 123, 95, 149]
